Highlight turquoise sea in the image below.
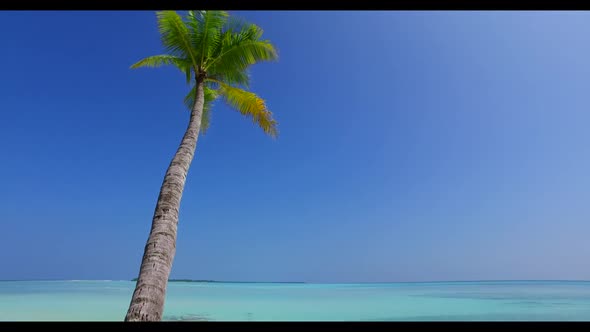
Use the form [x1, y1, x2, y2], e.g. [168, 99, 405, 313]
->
[1, 280, 590, 321]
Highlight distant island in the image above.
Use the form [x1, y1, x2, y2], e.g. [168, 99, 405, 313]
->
[130, 278, 305, 283]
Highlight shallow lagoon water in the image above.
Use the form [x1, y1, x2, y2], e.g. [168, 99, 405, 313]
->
[1, 280, 590, 321]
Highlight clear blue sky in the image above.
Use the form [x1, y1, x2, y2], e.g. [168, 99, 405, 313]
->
[1, 11, 589, 282]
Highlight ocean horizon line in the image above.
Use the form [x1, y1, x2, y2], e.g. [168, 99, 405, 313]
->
[2, 279, 590, 284]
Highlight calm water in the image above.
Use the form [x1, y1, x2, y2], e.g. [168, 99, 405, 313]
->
[1, 280, 590, 321]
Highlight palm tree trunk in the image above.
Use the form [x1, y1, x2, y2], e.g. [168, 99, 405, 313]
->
[125, 77, 206, 322]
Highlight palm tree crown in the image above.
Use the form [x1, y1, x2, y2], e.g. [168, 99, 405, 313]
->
[131, 10, 278, 136]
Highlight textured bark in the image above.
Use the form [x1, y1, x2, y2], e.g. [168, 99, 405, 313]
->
[125, 77, 205, 322]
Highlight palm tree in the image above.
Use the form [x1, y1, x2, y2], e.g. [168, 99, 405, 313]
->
[124, 10, 278, 322]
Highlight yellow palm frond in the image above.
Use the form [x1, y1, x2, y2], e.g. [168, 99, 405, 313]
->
[213, 81, 277, 138]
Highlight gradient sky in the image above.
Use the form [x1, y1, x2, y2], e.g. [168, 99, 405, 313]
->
[1, 11, 589, 282]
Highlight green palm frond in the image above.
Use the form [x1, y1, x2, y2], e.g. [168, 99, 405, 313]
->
[208, 15, 249, 60]
[130, 55, 187, 69]
[130, 54, 193, 84]
[208, 25, 231, 63]
[200, 105, 211, 134]
[214, 81, 277, 138]
[205, 25, 277, 74]
[156, 11, 198, 67]
[183, 85, 196, 111]
[206, 40, 276, 82]
[185, 67, 193, 84]
[185, 10, 228, 66]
